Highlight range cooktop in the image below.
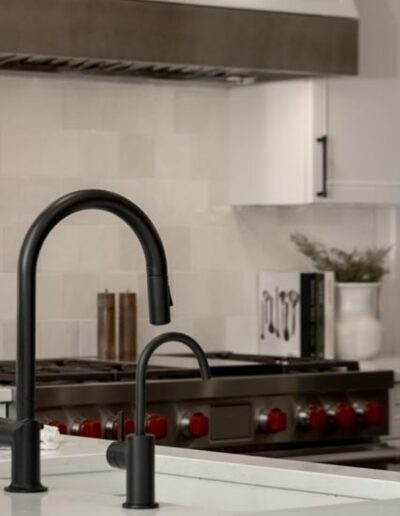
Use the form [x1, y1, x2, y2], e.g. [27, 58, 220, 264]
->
[0, 353, 359, 385]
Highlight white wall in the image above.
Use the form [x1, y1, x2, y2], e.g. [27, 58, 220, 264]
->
[0, 71, 384, 360]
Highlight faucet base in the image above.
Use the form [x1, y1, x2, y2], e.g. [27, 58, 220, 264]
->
[5, 484, 48, 493]
[124, 434, 157, 510]
[123, 502, 159, 510]
[4, 419, 47, 494]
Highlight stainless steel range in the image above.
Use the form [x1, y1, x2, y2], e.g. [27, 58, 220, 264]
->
[0, 352, 394, 469]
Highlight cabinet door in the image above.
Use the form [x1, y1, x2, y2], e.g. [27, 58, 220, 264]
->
[229, 79, 327, 206]
[326, 77, 400, 203]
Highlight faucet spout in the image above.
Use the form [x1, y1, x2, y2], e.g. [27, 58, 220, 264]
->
[1, 189, 173, 493]
[119, 332, 211, 510]
[18, 189, 172, 421]
[135, 332, 211, 435]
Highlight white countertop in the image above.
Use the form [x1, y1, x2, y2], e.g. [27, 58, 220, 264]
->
[3, 486, 400, 516]
[2, 436, 400, 500]
[0, 386, 12, 402]
[2, 436, 400, 514]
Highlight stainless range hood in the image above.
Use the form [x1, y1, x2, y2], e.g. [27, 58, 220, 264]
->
[0, 0, 358, 83]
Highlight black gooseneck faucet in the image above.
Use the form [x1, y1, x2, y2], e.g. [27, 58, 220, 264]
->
[0, 189, 173, 493]
[107, 332, 211, 510]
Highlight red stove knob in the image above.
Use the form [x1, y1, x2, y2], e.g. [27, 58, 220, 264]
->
[259, 408, 287, 433]
[105, 417, 135, 440]
[335, 403, 357, 429]
[182, 413, 209, 438]
[364, 401, 386, 427]
[299, 406, 327, 431]
[47, 420, 67, 435]
[145, 414, 168, 440]
[71, 419, 102, 439]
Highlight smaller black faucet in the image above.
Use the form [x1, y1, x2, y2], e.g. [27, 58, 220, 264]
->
[107, 332, 211, 510]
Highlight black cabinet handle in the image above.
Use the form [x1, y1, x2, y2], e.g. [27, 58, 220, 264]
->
[316, 135, 328, 198]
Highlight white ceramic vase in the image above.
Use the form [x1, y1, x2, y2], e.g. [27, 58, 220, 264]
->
[335, 283, 382, 361]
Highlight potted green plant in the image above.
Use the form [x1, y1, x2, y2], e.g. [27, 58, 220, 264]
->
[291, 233, 390, 360]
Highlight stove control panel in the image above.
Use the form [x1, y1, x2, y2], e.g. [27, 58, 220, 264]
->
[36, 389, 389, 449]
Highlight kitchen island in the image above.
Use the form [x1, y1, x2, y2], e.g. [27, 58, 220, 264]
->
[2, 436, 400, 514]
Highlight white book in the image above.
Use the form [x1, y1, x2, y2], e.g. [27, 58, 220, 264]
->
[258, 271, 335, 359]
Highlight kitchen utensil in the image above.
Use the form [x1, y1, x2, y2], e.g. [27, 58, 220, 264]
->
[284, 301, 290, 341]
[275, 287, 281, 338]
[279, 291, 286, 339]
[265, 290, 275, 335]
[260, 290, 274, 339]
[268, 296, 274, 335]
[288, 290, 300, 336]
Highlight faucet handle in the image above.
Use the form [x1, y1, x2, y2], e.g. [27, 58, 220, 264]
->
[117, 411, 126, 441]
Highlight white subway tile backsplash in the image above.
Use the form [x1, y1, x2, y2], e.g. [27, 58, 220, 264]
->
[99, 178, 160, 217]
[99, 80, 174, 134]
[77, 225, 119, 272]
[0, 178, 27, 226]
[155, 133, 200, 180]
[62, 79, 103, 131]
[137, 316, 194, 352]
[174, 85, 228, 134]
[37, 273, 64, 320]
[38, 225, 81, 272]
[62, 273, 101, 319]
[0, 72, 384, 358]
[191, 224, 245, 270]
[79, 131, 119, 179]
[99, 272, 139, 294]
[79, 319, 97, 357]
[171, 270, 243, 319]
[0, 73, 64, 131]
[119, 133, 155, 178]
[225, 315, 258, 354]
[37, 320, 80, 358]
[2, 321, 16, 360]
[192, 316, 226, 352]
[1, 129, 81, 177]
[157, 179, 209, 219]
[161, 226, 191, 271]
[0, 273, 17, 320]
[120, 225, 191, 273]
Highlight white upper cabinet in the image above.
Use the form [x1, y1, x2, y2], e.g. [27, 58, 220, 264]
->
[229, 0, 400, 206]
[229, 77, 400, 206]
[229, 80, 327, 206]
[323, 78, 400, 204]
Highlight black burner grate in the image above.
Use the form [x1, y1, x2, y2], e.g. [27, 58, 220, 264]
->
[0, 354, 359, 386]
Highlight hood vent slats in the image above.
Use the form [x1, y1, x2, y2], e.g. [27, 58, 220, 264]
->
[0, 52, 247, 82]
